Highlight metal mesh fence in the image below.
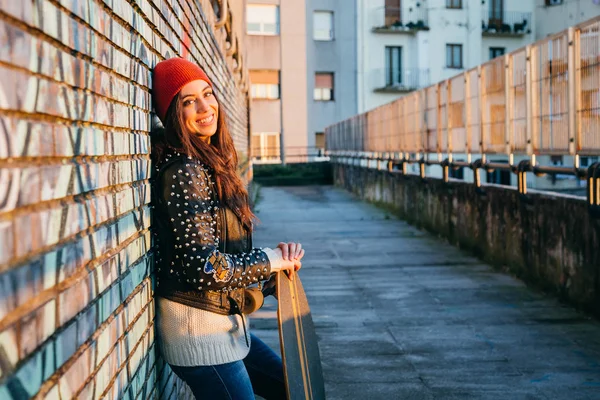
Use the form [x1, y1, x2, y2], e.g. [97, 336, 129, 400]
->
[578, 20, 600, 154]
[449, 74, 466, 154]
[467, 68, 482, 154]
[481, 57, 506, 154]
[531, 32, 570, 153]
[510, 49, 529, 153]
[425, 85, 439, 153]
[326, 17, 600, 163]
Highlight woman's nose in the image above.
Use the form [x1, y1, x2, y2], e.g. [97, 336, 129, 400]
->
[196, 97, 210, 113]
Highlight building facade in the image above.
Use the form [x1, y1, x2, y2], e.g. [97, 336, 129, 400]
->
[536, 0, 600, 39]
[246, 0, 357, 163]
[358, 0, 536, 113]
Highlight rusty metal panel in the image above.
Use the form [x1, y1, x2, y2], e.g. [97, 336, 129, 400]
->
[481, 57, 507, 154]
[439, 80, 449, 154]
[425, 85, 439, 153]
[403, 94, 418, 153]
[510, 49, 529, 153]
[449, 74, 466, 154]
[366, 111, 373, 152]
[391, 99, 403, 152]
[531, 32, 570, 154]
[0, 0, 246, 399]
[466, 68, 482, 154]
[577, 19, 600, 154]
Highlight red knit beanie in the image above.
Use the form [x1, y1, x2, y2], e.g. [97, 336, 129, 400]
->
[152, 58, 213, 123]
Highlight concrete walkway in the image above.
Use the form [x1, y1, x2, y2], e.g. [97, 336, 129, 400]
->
[250, 185, 600, 400]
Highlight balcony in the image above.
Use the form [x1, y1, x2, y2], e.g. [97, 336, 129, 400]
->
[371, 5, 429, 34]
[373, 68, 430, 93]
[482, 10, 532, 37]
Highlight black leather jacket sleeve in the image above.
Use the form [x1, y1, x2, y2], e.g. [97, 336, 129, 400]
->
[157, 159, 271, 291]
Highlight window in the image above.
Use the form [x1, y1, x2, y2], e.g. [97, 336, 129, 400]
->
[446, 0, 462, 8]
[314, 73, 334, 101]
[385, 46, 403, 86]
[247, 4, 279, 35]
[490, 0, 504, 23]
[446, 44, 463, 69]
[385, 0, 401, 27]
[545, 0, 563, 5]
[315, 132, 325, 155]
[252, 132, 280, 161]
[489, 47, 505, 60]
[581, 156, 599, 167]
[314, 11, 334, 41]
[250, 70, 280, 99]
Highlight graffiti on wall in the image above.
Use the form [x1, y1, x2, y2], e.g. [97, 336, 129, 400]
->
[0, 0, 248, 398]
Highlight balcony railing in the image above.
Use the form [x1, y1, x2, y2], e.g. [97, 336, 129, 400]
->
[371, 6, 429, 33]
[373, 68, 430, 93]
[252, 146, 329, 164]
[482, 10, 532, 37]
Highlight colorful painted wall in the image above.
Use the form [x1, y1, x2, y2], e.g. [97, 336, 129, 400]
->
[0, 0, 249, 398]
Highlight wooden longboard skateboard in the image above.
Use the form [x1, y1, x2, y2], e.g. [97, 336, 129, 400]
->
[277, 272, 326, 400]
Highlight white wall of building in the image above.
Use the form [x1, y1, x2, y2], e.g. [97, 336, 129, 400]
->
[357, 0, 535, 113]
[536, 0, 600, 39]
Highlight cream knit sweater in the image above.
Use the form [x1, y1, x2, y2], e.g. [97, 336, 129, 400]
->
[156, 248, 282, 367]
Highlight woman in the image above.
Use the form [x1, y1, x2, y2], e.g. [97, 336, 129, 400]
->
[151, 57, 303, 399]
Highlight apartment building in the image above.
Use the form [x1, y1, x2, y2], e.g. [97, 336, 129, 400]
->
[358, 0, 536, 113]
[246, 0, 357, 163]
[536, 0, 600, 39]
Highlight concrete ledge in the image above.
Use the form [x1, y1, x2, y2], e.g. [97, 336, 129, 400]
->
[334, 164, 600, 316]
[253, 162, 333, 186]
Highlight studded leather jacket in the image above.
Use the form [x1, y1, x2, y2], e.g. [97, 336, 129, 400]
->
[151, 150, 272, 316]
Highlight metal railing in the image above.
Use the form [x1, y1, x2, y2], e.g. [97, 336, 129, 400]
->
[252, 146, 329, 164]
[372, 68, 430, 93]
[325, 17, 600, 205]
[371, 5, 429, 32]
[482, 10, 532, 36]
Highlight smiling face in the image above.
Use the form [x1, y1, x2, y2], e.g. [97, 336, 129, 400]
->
[178, 79, 219, 143]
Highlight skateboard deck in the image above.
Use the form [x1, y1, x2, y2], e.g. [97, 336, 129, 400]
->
[277, 272, 326, 400]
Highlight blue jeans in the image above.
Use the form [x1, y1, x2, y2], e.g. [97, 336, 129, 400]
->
[170, 334, 286, 399]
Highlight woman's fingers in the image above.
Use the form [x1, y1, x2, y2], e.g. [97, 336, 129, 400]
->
[293, 243, 302, 259]
[278, 242, 289, 260]
[288, 242, 298, 259]
[277, 241, 304, 261]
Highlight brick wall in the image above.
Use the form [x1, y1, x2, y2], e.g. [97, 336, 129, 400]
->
[0, 0, 249, 398]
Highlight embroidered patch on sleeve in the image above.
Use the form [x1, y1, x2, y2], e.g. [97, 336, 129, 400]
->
[203, 251, 234, 282]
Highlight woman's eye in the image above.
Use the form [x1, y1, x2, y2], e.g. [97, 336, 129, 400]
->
[183, 99, 195, 106]
[204, 91, 213, 98]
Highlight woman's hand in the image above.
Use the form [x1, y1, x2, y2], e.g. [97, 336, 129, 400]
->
[277, 242, 305, 268]
[271, 246, 303, 280]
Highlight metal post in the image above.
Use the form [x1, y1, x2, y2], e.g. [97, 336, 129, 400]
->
[567, 27, 577, 156]
[446, 79, 452, 162]
[505, 53, 512, 156]
[465, 71, 471, 155]
[443, 160, 449, 183]
[478, 65, 485, 158]
[525, 45, 533, 156]
[419, 153, 426, 179]
[437, 82, 442, 158]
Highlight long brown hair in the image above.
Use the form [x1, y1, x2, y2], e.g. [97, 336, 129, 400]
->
[152, 92, 256, 229]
